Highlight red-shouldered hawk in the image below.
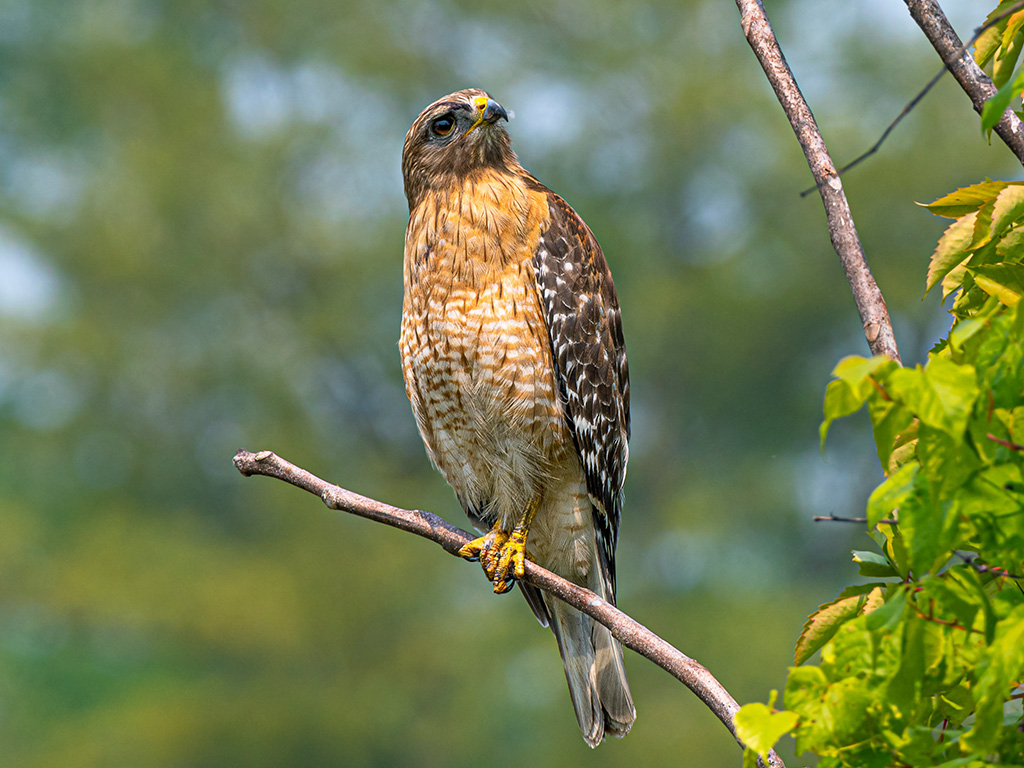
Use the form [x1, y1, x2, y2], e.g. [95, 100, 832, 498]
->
[400, 88, 634, 746]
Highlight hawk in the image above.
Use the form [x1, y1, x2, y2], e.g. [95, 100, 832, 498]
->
[400, 88, 635, 746]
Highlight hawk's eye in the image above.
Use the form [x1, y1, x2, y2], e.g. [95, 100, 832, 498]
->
[430, 114, 455, 137]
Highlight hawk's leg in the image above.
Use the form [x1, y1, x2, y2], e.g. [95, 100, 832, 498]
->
[458, 497, 540, 594]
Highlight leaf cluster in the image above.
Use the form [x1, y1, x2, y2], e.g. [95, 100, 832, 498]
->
[737, 179, 1024, 765]
[977, 1, 1024, 133]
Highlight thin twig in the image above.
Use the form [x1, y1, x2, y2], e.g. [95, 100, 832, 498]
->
[905, 0, 1024, 166]
[955, 551, 1024, 580]
[232, 450, 785, 766]
[987, 432, 1024, 451]
[914, 610, 985, 634]
[801, 0, 1024, 196]
[735, 0, 901, 363]
[813, 514, 897, 525]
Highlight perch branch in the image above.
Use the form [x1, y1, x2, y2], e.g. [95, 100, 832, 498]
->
[736, 0, 901, 364]
[904, 0, 1024, 167]
[233, 449, 785, 768]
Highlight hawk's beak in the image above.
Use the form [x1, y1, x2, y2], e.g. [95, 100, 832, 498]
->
[467, 96, 508, 134]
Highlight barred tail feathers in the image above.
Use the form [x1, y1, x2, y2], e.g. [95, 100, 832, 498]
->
[546, 583, 635, 747]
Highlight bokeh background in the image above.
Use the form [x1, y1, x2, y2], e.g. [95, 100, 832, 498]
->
[2, 0, 1018, 765]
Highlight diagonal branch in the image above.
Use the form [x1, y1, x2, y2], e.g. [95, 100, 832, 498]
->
[905, 0, 1024, 167]
[232, 449, 785, 768]
[736, 0, 901, 364]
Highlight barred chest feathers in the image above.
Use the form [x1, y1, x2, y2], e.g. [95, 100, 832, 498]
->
[399, 171, 574, 529]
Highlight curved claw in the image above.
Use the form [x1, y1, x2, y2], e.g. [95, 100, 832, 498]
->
[457, 527, 534, 594]
[458, 529, 505, 563]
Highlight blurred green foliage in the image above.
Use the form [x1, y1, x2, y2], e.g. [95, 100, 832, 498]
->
[1, 0, 1020, 766]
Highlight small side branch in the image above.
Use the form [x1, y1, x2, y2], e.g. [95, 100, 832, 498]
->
[233, 449, 785, 768]
[904, 0, 1024, 167]
[736, 0, 901, 364]
[813, 514, 897, 525]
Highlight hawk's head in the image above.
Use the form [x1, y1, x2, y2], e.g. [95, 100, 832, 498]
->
[402, 88, 517, 210]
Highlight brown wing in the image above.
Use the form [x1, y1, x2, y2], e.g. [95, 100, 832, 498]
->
[530, 187, 630, 595]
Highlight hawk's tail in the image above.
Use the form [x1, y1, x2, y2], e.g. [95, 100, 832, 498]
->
[545, 587, 636, 747]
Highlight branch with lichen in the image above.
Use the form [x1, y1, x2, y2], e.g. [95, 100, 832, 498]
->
[232, 449, 785, 768]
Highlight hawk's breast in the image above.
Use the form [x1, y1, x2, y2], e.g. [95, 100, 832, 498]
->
[399, 172, 573, 527]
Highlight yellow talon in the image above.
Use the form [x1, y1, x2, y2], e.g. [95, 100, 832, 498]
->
[458, 528, 509, 568]
[458, 499, 540, 594]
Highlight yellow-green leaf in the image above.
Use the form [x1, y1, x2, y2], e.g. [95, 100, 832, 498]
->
[982, 69, 1024, 134]
[976, 2, 1017, 67]
[795, 586, 881, 665]
[993, 30, 1024, 88]
[970, 197, 998, 250]
[831, 354, 889, 387]
[927, 212, 977, 296]
[920, 181, 1014, 218]
[867, 461, 918, 527]
[1002, 10, 1024, 51]
[990, 182, 1024, 237]
[976, 16, 1007, 68]
[734, 698, 799, 760]
[969, 262, 1024, 306]
[888, 358, 979, 435]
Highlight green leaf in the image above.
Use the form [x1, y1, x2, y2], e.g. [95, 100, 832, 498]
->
[887, 420, 920, 475]
[882, 525, 910, 579]
[948, 316, 990, 352]
[734, 694, 799, 760]
[924, 357, 980, 434]
[887, 615, 926, 714]
[926, 575, 981, 637]
[1002, 10, 1024, 54]
[868, 397, 915, 471]
[993, 29, 1024, 88]
[853, 549, 898, 578]
[783, 666, 830, 755]
[976, 2, 1018, 67]
[942, 257, 973, 302]
[794, 585, 883, 665]
[865, 585, 908, 632]
[969, 262, 1024, 306]
[898, 482, 945, 577]
[832, 354, 890, 386]
[926, 212, 978, 296]
[920, 181, 1012, 218]
[918, 423, 982, 498]
[961, 606, 1024, 753]
[888, 357, 979, 436]
[955, 562, 1000, 646]
[820, 355, 892, 448]
[977, 32, 1003, 68]
[990, 183, 1024, 237]
[821, 379, 864, 449]
[821, 677, 875, 743]
[932, 758, 983, 768]
[866, 461, 918, 528]
[996, 219, 1024, 260]
[970, 197, 998, 251]
[982, 67, 1024, 133]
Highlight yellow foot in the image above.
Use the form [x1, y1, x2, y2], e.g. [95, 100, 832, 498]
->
[458, 528, 535, 594]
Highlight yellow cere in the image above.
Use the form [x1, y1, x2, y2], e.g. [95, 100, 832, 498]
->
[467, 95, 490, 134]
